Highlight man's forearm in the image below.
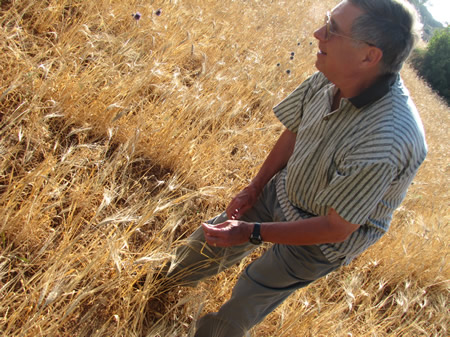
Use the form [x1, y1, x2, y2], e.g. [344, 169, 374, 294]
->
[260, 218, 350, 245]
[202, 208, 360, 247]
[250, 128, 296, 191]
[260, 208, 360, 245]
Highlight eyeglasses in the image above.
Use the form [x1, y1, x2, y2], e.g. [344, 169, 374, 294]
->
[324, 11, 375, 46]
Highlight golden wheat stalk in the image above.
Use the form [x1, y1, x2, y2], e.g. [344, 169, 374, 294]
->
[0, 0, 448, 336]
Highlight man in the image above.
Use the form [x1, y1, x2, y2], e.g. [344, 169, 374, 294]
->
[164, 1, 427, 336]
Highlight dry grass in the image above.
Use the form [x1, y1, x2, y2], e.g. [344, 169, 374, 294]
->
[0, 0, 448, 336]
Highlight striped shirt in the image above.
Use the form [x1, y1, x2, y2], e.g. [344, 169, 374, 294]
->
[273, 72, 427, 265]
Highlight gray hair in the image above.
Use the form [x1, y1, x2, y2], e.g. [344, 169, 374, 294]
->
[348, 0, 421, 74]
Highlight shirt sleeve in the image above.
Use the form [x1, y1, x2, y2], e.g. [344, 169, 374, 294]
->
[273, 72, 326, 133]
[314, 160, 397, 226]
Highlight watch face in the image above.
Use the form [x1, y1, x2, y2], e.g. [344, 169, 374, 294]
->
[250, 235, 262, 245]
[250, 223, 262, 245]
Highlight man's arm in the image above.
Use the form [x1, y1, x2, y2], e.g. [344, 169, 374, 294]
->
[226, 128, 296, 219]
[203, 208, 360, 247]
[247, 128, 296, 193]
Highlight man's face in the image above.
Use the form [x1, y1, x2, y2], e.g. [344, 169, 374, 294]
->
[313, 1, 368, 86]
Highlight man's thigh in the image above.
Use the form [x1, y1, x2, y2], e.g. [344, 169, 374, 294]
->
[240, 176, 286, 224]
[245, 243, 342, 290]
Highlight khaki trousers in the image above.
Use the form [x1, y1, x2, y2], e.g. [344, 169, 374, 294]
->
[167, 178, 342, 337]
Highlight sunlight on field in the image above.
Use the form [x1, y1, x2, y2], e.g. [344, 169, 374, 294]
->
[0, 0, 448, 336]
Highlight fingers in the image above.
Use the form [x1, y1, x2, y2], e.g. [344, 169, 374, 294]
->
[225, 199, 239, 219]
[202, 222, 229, 237]
[226, 197, 250, 219]
[202, 223, 227, 247]
[201, 221, 248, 247]
[226, 185, 260, 220]
[227, 206, 246, 220]
[230, 208, 240, 220]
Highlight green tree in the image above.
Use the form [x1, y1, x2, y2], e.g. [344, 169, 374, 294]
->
[412, 28, 450, 105]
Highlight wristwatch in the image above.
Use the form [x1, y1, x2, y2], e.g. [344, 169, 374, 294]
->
[249, 222, 263, 245]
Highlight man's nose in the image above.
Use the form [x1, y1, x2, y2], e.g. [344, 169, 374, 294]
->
[314, 24, 327, 41]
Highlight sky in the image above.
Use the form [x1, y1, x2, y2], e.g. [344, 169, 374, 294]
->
[425, 0, 450, 25]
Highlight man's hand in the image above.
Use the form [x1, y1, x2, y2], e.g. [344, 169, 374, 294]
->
[225, 129, 296, 220]
[202, 221, 254, 247]
[226, 185, 261, 220]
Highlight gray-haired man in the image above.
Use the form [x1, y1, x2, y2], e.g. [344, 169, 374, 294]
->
[165, 1, 427, 336]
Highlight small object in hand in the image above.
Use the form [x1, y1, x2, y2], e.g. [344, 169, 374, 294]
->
[231, 208, 239, 220]
[132, 12, 141, 21]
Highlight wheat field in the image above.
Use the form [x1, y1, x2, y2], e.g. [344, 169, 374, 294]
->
[0, 0, 448, 336]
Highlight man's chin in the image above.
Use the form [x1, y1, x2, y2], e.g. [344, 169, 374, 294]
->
[314, 63, 333, 83]
[314, 59, 323, 73]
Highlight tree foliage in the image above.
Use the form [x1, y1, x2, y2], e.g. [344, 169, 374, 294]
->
[410, 28, 450, 105]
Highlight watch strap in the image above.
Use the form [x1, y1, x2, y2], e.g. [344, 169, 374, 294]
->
[249, 222, 262, 245]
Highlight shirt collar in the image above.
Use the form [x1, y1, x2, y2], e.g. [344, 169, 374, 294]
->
[348, 73, 398, 108]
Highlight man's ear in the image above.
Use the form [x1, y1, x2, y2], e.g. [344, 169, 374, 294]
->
[362, 46, 383, 68]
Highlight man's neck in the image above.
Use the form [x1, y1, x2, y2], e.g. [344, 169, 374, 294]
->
[331, 71, 397, 110]
[336, 67, 382, 99]
[338, 78, 378, 99]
